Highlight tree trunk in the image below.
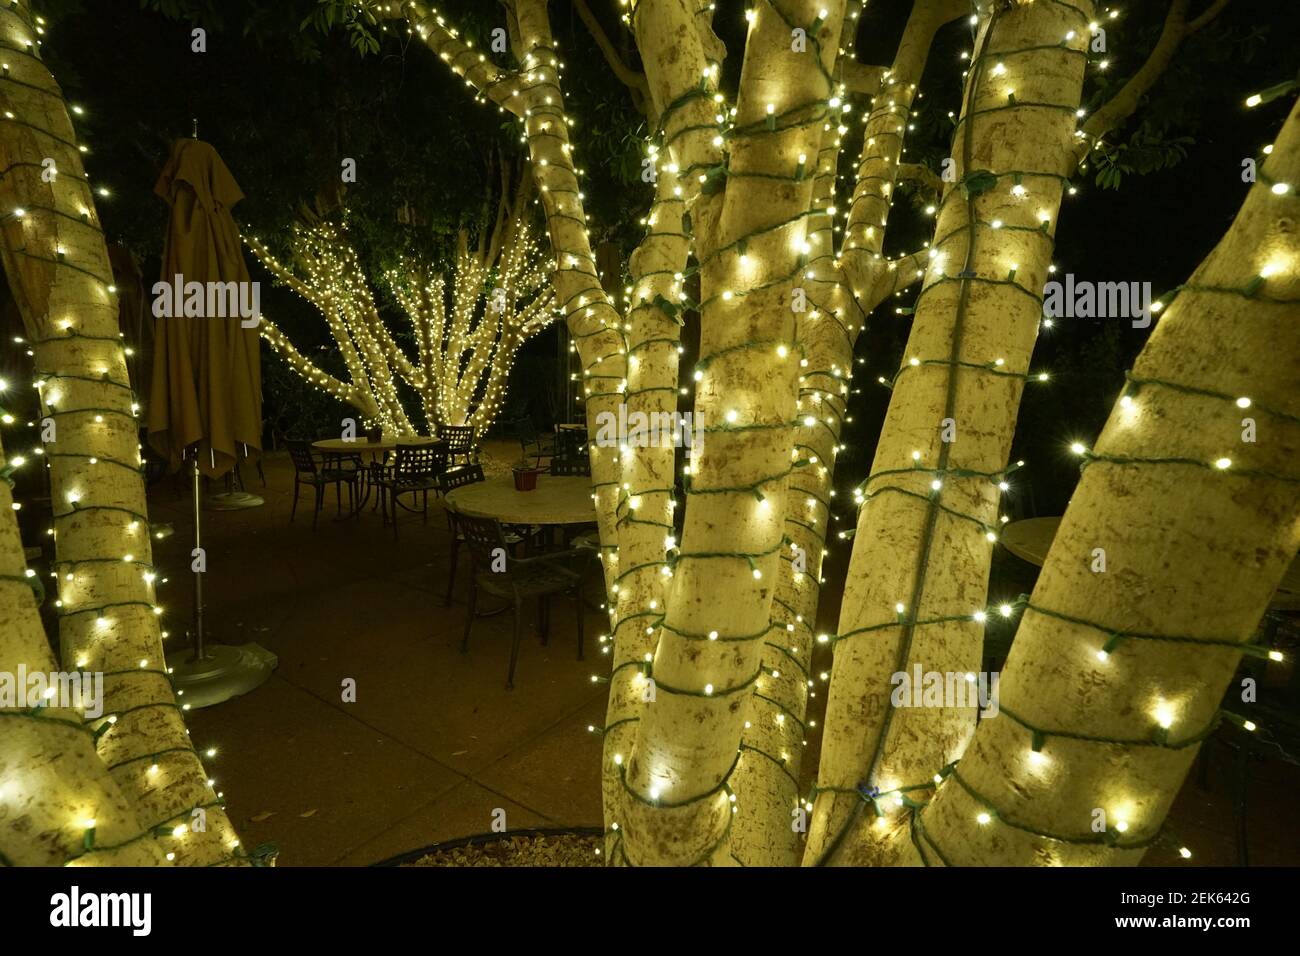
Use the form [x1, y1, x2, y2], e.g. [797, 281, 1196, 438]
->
[616, 0, 849, 867]
[0, 6, 242, 864]
[886, 95, 1300, 866]
[807, 0, 1095, 866]
[1, 437, 170, 866]
[732, 0, 958, 867]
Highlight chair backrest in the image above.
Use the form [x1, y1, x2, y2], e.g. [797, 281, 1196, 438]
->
[452, 512, 510, 566]
[439, 463, 485, 494]
[394, 443, 447, 478]
[549, 455, 590, 477]
[555, 427, 587, 459]
[514, 416, 540, 450]
[438, 424, 476, 455]
[286, 440, 318, 475]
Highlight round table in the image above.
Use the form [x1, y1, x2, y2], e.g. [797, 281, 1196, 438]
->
[312, 436, 445, 457]
[1001, 516, 1300, 609]
[444, 474, 596, 526]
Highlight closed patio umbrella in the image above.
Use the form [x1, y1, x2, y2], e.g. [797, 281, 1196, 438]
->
[149, 134, 275, 707]
[149, 137, 263, 479]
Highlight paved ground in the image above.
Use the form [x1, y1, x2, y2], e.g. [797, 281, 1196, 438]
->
[152, 444, 607, 866]
[145, 444, 1299, 867]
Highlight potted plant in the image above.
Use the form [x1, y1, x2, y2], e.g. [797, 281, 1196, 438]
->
[512, 457, 543, 492]
[365, 424, 383, 443]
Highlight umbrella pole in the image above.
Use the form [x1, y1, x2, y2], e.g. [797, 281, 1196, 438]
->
[168, 450, 276, 708]
[191, 455, 206, 660]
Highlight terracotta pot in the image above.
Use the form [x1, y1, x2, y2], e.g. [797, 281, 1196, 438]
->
[513, 468, 541, 491]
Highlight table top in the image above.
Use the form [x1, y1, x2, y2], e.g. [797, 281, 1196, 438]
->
[444, 474, 596, 526]
[1002, 516, 1300, 609]
[312, 436, 445, 454]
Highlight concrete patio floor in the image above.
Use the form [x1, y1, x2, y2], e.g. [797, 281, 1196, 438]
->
[148, 446, 606, 866]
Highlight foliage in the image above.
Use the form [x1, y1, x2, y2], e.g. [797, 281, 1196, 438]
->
[1091, 129, 1193, 190]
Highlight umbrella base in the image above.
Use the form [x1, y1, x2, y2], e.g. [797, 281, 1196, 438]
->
[166, 642, 277, 709]
[205, 491, 264, 510]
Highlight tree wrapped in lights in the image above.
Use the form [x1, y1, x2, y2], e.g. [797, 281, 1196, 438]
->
[250, 212, 417, 436]
[382, 179, 556, 433]
[0, 0, 243, 865]
[249, 164, 555, 437]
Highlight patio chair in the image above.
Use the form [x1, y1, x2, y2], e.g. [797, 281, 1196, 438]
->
[437, 423, 477, 466]
[374, 443, 448, 538]
[548, 455, 590, 477]
[286, 440, 360, 530]
[554, 427, 587, 459]
[439, 464, 540, 605]
[514, 416, 555, 466]
[452, 512, 588, 689]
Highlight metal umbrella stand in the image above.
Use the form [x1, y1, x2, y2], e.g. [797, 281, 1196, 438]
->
[168, 450, 277, 710]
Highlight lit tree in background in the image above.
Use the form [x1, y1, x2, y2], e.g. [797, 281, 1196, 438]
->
[251, 216, 417, 435]
[249, 164, 555, 437]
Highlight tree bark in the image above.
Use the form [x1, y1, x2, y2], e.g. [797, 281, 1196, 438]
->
[806, 0, 1095, 866]
[0, 437, 171, 866]
[890, 95, 1300, 866]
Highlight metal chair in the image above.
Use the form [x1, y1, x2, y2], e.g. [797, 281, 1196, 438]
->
[549, 455, 590, 477]
[374, 443, 448, 538]
[439, 464, 538, 605]
[286, 440, 359, 530]
[554, 427, 587, 459]
[452, 512, 588, 689]
[437, 423, 477, 466]
[514, 416, 555, 466]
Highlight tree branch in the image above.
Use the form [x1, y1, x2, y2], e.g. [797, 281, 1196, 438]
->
[1186, 0, 1231, 34]
[841, 61, 887, 96]
[573, 0, 652, 117]
[896, 162, 944, 198]
[1075, 0, 1231, 164]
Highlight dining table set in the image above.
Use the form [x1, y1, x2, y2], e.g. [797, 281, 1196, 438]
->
[298, 423, 601, 689]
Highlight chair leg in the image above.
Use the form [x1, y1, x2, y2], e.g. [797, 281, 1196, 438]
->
[506, 597, 524, 690]
[461, 577, 477, 653]
[312, 483, 323, 530]
[336, 480, 342, 515]
[290, 480, 300, 523]
[574, 587, 584, 660]
[444, 536, 459, 607]
[391, 493, 399, 540]
[422, 489, 428, 522]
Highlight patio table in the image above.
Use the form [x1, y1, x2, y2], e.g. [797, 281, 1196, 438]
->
[443, 473, 596, 527]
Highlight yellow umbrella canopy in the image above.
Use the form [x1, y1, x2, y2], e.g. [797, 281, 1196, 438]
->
[148, 138, 262, 479]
